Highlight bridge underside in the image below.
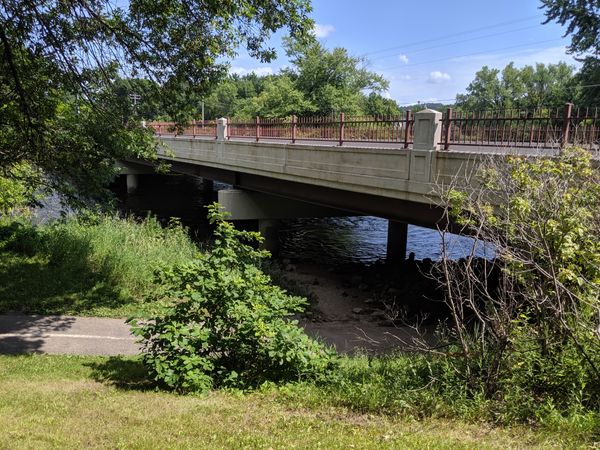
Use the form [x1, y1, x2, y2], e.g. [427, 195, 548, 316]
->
[122, 158, 448, 229]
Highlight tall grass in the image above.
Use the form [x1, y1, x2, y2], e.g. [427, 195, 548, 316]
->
[0, 214, 199, 317]
[41, 215, 199, 296]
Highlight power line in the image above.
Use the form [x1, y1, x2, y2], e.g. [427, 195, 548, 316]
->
[358, 14, 544, 58]
[368, 24, 542, 62]
[380, 38, 564, 71]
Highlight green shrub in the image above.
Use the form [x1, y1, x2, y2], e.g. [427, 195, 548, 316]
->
[130, 204, 335, 393]
[435, 147, 600, 423]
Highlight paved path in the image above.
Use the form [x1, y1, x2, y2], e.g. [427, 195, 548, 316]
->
[0, 314, 426, 356]
[0, 314, 138, 356]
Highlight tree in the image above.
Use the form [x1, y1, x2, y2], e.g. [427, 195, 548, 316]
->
[236, 76, 315, 118]
[455, 62, 576, 110]
[542, 0, 600, 105]
[284, 38, 388, 116]
[0, 0, 312, 203]
[362, 93, 402, 117]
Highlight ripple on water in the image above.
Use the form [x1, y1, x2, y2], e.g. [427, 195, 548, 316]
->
[278, 216, 494, 264]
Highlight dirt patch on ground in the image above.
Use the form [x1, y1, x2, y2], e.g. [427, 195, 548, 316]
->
[282, 262, 436, 353]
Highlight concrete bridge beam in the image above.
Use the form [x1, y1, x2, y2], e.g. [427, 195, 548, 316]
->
[217, 189, 356, 221]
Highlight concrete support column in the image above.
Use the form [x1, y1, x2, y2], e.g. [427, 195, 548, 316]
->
[126, 174, 139, 194]
[258, 219, 281, 255]
[387, 220, 408, 264]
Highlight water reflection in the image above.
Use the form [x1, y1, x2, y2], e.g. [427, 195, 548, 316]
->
[278, 216, 493, 264]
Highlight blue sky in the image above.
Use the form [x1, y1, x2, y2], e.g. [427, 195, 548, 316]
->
[229, 0, 579, 105]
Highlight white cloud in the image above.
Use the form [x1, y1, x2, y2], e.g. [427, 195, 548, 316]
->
[313, 23, 335, 38]
[399, 74, 411, 80]
[398, 54, 409, 64]
[230, 66, 274, 76]
[427, 71, 451, 83]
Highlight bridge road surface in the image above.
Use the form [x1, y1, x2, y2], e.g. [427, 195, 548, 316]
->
[0, 314, 426, 355]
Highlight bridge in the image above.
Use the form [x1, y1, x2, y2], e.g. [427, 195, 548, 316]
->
[120, 106, 598, 262]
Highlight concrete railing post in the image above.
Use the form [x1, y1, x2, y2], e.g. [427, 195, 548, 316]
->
[409, 108, 442, 183]
[217, 117, 228, 142]
[413, 108, 442, 151]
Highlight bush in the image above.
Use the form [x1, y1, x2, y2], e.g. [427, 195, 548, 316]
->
[433, 147, 600, 422]
[130, 204, 335, 393]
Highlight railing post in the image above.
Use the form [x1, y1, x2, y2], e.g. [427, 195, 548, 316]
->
[413, 108, 442, 151]
[403, 110, 412, 149]
[256, 116, 261, 142]
[339, 112, 345, 146]
[444, 107, 452, 150]
[216, 117, 228, 142]
[291, 115, 297, 144]
[561, 102, 573, 148]
[192, 120, 196, 138]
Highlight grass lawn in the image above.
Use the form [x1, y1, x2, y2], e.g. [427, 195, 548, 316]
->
[0, 355, 590, 449]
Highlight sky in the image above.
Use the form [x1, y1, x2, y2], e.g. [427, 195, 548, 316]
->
[229, 0, 579, 106]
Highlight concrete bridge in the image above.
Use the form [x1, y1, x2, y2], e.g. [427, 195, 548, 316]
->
[120, 109, 543, 262]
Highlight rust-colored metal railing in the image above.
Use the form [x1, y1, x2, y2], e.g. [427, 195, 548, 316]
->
[440, 104, 599, 150]
[226, 112, 414, 146]
[149, 120, 217, 138]
[148, 104, 599, 151]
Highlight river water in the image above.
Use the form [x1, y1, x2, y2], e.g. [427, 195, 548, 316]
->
[106, 174, 492, 264]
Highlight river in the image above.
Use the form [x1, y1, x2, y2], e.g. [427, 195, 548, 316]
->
[106, 174, 492, 264]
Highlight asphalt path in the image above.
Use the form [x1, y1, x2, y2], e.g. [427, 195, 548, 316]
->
[0, 314, 138, 356]
[0, 314, 426, 356]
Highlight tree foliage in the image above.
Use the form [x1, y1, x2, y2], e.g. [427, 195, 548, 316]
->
[542, 0, 600, 105]
[237, 75, 315, 118]
[130, 204, 335, 393]
[200, 40, 396, 119]
[0, 0, 312, 201]
[455, 62, 576, 110]
[284, 38, 388, 116]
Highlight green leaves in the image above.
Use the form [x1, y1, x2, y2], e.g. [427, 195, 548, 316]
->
[131, 202, 335, 393]
[1, 0, 313, 202]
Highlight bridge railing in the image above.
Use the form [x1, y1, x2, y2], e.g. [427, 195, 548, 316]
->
[148, 104, 599, 150]
[440, 105, 600, 150]
[225, 113, 414, 147]
[149, 120, 218, 138]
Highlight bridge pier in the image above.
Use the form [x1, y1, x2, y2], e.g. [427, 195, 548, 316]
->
[387, 220, 408, 264]
[258, 219, 281, 254]
[218, 188, 359, 256]
[202, 178, 215, 202]
[126, 174, 139, 194]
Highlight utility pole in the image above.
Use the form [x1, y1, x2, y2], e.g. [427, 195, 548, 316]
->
[129, 93, 141, 110]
